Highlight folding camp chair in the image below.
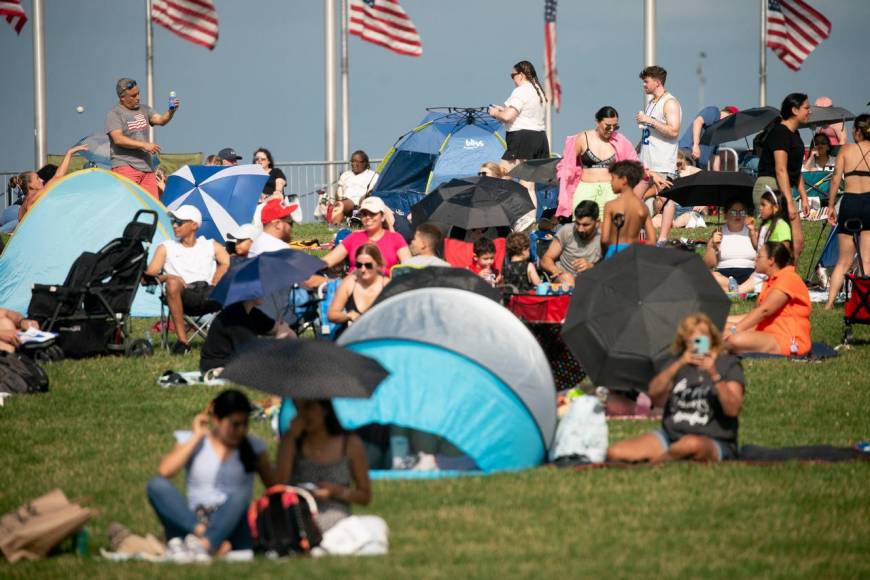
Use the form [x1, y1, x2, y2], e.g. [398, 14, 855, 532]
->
[143, 278, 221, 350]
[842, 218, 870, 346]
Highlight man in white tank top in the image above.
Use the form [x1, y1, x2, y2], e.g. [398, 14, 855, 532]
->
[635, 65, 682, 245]
[145, 205, 230, 353]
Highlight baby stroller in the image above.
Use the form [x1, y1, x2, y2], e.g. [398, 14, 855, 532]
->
[842, 218, 870, 346]
[26, 210, 158, 358]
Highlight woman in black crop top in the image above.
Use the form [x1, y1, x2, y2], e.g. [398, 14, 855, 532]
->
[825, 114, 870, 310]
[571, 106, 621, 219]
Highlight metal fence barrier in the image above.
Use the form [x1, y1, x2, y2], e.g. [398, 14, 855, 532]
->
[0, 160, 380, 224]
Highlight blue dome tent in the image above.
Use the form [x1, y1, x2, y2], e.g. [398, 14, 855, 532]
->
[372, 108, 507, 216]
[279, 288, 556, 478]
[0, 169, 173, 316]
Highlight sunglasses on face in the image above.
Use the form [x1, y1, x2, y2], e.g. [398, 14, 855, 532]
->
[357, 261, 377, 270]
[603, 124, 620, 131]
[171, 219, 191, 227]
[358, 212, 378, 220]
[478, 171, 488, 176]
[254, 157, 267, 162]
[727, 210, 747, 217]
[510, 72, 520, 79]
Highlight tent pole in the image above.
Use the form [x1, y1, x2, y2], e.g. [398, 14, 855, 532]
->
[32, 0, 47, 167]
[146, 0, 155, 143]
[325, 0, 337, 193]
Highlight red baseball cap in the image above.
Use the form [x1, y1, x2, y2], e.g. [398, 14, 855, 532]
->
[261, 198, 300, 224]
[723, 106, 739, 114]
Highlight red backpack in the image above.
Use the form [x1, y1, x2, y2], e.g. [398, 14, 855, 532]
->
[247, 485, 322, 557]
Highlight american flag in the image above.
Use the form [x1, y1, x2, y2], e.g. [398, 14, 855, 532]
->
[544, 0, 562, 112]
[152, 0, 219, 50]
[766, 0, 831, 71]
[0, 0, 27, 34]
[349, 0, 422, 57]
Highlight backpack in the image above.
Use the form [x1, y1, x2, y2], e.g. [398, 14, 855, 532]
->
[0, 352, 49, 395]
[247, 485, 321, 557]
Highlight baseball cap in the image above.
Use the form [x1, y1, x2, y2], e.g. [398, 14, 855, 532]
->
[358, 197, 388, 215]
[261, 198, 300, 224]
[169, 205, 202, 225]
[218, 148, 243, 162]
[723, 106, 739, 114]
[226, 223, 258, 241]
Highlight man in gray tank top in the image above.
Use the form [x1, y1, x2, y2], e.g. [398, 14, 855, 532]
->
[635, 65, 682, 245]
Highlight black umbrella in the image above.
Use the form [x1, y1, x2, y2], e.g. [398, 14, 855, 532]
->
[507, 158, 560, 184]
[561, 245, 730, 390]
[801, 105, 855, 129]
[700, 106, 780, 146]
[663, 171, 755, 210]
[221, 339, 388, 399]
[373, 267, 501, 307]
[410, 176, 534, 230]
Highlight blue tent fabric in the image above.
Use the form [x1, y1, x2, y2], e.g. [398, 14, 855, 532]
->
[373, 110, 506, 216]
[162, 164, 267, 242]
[0, 169, 173, 316]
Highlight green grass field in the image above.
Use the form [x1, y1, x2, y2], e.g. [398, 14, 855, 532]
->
[1, 221, 868, 579]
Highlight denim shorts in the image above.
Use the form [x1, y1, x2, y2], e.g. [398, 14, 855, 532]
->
[652, 429, 736, 461]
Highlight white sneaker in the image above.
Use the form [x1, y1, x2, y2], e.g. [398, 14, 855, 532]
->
[165, 537, 194, 564]
[184, 534, 212, 564]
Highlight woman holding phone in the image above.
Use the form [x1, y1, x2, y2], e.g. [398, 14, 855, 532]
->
[607, 313, 745, 463]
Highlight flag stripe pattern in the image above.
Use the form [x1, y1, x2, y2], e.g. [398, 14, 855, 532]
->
[766, 0, 831, 71]
[544, 0, 562, 112]
[152, 0, 219, 50]
[349, 0, 422, 57]
[0, 0, 27, 34]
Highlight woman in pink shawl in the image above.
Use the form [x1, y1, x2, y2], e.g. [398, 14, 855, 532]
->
[556, 107, 640, 219]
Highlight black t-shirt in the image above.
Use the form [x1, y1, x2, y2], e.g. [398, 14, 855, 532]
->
[660, 353, 745, 444]
[263, 167, 287, 196]
[757, 124, 805, 184]
[200, 303, 275, 372]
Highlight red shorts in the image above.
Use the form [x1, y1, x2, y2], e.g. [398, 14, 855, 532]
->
[112, 166, 158, 199]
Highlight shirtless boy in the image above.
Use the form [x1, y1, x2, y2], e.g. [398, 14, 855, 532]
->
[602, 160, 656, 259]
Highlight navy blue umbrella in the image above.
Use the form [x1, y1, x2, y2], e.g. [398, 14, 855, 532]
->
[209, 249, 325, 307]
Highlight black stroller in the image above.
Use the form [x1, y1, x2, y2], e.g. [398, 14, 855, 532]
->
[27, 210, 158, 359]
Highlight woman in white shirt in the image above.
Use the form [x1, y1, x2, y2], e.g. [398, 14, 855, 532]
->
[331, 150, 379, 225]
[489, 60, 549, 167]
[704, 198, 758, 291]
[146, 390, 273, 561]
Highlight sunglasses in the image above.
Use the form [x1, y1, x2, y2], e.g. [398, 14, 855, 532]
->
[727, 209, 747, 217]
[358, 211, 378, 219]
[357, 261, 377, 270]
[171, 218, 191, 227]
[254, 157, 267, 162]
[603, 124, 620, 131]
[478, 171, 488, 176]
[510, 72, 520, 79]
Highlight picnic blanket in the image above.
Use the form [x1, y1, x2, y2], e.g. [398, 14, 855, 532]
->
[739, 342, 837, 361]
[156, 370, 228, 387]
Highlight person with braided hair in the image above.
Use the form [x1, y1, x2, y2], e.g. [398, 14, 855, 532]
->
[489, 60, 549, 167]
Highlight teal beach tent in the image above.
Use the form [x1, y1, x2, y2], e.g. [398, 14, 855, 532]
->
[0, 169, 173, 316]
[372, 108, 507, 216]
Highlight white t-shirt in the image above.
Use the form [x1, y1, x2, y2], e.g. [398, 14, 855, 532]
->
[174, 431, 267, 510]
[638, 92, 681, 174]
[161, 237, 216, 285]
[504, 82, 546, 133]
[248, 231, 288, 258]
[337, 169, 378, 205]
[717, 225, 757, 269]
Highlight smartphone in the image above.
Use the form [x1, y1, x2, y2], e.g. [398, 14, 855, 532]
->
[693, 335, 710, 356]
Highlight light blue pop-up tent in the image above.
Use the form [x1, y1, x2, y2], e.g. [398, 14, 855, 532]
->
[0, 169, 173, 316]
[280, 287, 557, 478]
[372, 108, 507, 216]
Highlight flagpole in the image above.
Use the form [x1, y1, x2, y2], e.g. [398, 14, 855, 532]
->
[643, 0, 656, 106]
[146, 0, 155, 143]
[32, 0, 47, 167]
[325, 0, 337, 192]
[759, 0, 767, 107]
[340, 0, 350, 162]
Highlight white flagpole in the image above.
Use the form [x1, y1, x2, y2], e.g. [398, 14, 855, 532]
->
[643, 0, 656, 106]
[325, 0, 337, 192]
[146, 0, 155, 143]
[32, 0, 47, 167]
[340, 0, 350, 162]
[759, 0, 767, 107]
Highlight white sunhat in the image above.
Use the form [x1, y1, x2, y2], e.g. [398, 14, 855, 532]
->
[169, 205, 202, 225]
[226, 223, 259, 241]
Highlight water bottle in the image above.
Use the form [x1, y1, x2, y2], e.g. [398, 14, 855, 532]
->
[144, 330, 153, 347]
[168, 91, 177, 111]
[390, 435, 411, 470]
[727, 276, 739, 293]
[789, 337, 799, 358]
[74, 526, 90, 556]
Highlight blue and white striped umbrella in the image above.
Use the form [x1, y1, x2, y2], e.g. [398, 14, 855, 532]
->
[162, 164, 268, 242]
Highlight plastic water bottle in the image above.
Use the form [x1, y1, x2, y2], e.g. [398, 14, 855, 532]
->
[727, 276, 739, 293]
[390, 435, 411, 470]
[789, 337, 799, 358]
[168, 91, 177, 111]
[74, 526, 89, 556]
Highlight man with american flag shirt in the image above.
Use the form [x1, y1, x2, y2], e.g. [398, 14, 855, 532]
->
[105, 77, 180, 198]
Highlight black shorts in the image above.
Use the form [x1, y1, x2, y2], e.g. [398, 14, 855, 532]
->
[182, 281, 219, 314]
[717, 267, 755, 284]
[503, 130, 550, 161]
[837, 192, 870, 232]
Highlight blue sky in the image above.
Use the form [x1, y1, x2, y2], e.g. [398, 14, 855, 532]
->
[1, 0, 867, 172]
